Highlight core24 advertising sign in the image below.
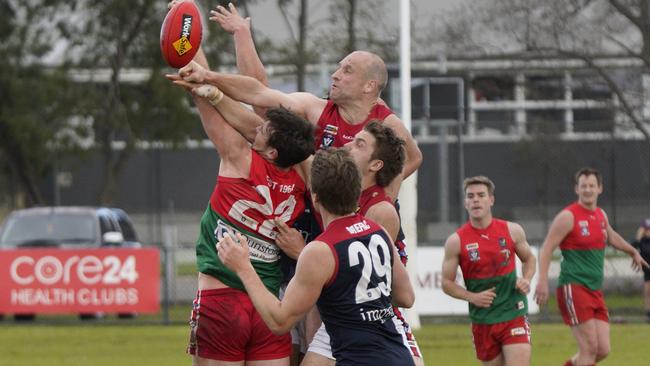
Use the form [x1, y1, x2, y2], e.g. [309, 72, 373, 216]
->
[0, 248, 160, 314]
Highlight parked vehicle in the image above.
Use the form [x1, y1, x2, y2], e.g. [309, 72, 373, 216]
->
[0, 206, 142, 320]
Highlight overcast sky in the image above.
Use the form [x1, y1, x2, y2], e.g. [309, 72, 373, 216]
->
[244, 0, 462, 43]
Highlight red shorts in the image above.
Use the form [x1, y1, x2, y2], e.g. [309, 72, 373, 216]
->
[471, 316, 531, 361]
[556, 283, 609, 326]
[187, 288, 291, 361]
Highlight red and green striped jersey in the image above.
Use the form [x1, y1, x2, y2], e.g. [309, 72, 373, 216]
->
[457, 219, 527, 324]
[196, 151, 307, 295]
[558, 202, 608, 291]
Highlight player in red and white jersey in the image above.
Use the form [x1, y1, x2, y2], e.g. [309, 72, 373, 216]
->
[168, 46, 315, 365]
[217, 149, 415, 366]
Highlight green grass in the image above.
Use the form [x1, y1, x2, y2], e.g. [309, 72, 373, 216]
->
[0, 297, 647, 365]
[0, 323, 648, 365]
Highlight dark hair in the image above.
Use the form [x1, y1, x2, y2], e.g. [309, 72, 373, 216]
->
[574, 167, 602, 186]
[463, 176, 495, 196]
[266, 107, 315, 168]
[365, 121, 405, 187]
[311, 149, 361, 215]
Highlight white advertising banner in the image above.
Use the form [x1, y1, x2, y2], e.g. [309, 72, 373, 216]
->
[413, 247, 540, 315]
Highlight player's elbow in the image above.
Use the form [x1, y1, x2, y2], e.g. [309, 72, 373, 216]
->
[268, 321, 292, 335]
[393, 286, 415, 308]
[441, 278, 454, 296]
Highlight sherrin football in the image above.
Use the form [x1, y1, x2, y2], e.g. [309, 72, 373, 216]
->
[160, 1, 203, 68]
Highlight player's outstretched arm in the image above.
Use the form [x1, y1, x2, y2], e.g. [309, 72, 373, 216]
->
[509, 222, 536, 295]
[210, 3, 268, 87]
[441, 234, 496, 308]
[218, 234, 333, 335]
[534, 210, 572, 305]
[210, 2, 269, 118]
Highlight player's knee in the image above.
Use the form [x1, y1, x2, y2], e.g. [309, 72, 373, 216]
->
[596, 344, 610, 361]
[580, 336, 599, 356]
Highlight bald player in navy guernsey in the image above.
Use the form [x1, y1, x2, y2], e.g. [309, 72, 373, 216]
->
[217, 148, 415, 366]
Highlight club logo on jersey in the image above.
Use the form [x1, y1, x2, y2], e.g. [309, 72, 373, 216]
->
[579, 220, 590, 236]
[498, 237, 506, 247]
[320, 135, 335, 148]
[516, 300, 525, 310]
[500, 248, 511, 267]
[466, 243, 480, 262]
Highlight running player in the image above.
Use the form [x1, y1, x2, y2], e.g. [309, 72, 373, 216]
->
[217, 148, 416, 366]
[534, 168, 648, 366]
[442, 176, 536, 366]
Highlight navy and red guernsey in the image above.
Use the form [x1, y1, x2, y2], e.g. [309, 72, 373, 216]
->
[314, 100, 393, 149]
[315, 214, 414, 366]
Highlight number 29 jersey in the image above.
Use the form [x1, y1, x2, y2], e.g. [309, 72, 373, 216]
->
[315, 214, 414, 366]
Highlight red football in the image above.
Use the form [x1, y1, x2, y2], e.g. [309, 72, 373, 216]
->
[160, 1, 203, 68]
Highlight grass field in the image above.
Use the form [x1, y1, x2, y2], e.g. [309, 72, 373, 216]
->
[0, 322, 649, 366]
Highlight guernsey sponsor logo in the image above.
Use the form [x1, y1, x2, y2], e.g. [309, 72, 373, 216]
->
[466, 243, 480, 262]
[511, 327, 526, 336]
[359, 305, 395, 323]
[214, 220, 280, 263]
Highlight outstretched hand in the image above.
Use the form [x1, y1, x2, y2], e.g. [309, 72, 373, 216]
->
[274, 218, 306, 260]
[210, 3, 250, 34]
[216, 232, 251, 274]
[175, 61, 208, 83]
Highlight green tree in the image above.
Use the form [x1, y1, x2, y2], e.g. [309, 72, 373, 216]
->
[63, 0, 204, 205]
[0, 0, 79, 206]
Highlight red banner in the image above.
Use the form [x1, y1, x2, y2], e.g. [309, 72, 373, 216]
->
[0, 248, 160, 314]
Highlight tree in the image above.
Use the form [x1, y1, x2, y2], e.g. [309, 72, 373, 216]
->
[0, 0, 79, 206]
[63, 0, 203, 205]
[432, 0, 650, 140]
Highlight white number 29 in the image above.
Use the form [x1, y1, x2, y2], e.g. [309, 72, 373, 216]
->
[348, 234, 392, 304]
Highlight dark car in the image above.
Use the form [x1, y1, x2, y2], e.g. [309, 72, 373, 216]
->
[0, 206, 141, 249]
[0, 206, 142, 320]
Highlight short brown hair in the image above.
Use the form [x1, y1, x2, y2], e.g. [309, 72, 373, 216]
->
[311, 149, 361, 215]
[365, 121, 405, 187]
[574, 167, 602, 186]
[266, 107, 315, 168]
[463, 176, 495, 196]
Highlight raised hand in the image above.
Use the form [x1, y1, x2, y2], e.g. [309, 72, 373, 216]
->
[210, 3, 250, 34]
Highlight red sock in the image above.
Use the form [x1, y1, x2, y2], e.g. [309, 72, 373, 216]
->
[562, 360, 573, 366]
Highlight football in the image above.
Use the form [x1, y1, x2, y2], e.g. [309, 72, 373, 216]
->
[160, 1, 203, 68]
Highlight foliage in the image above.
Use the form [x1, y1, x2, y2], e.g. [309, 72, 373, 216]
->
[431, 0, 650, 140]
[0, 0, 81, 205]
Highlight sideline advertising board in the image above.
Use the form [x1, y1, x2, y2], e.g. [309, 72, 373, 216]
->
[0, 248, 160, 314]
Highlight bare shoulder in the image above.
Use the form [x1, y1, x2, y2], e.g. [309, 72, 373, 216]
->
[444, 232, 461, 252]
[506, 221, 526, 241]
